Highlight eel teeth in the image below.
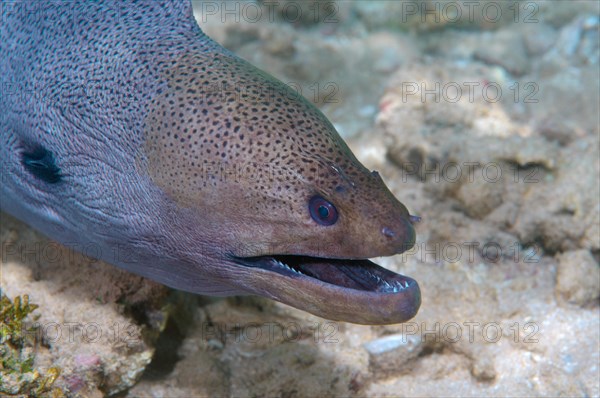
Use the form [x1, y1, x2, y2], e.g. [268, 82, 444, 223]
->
[369, 270, 411, 293]
[274, 259, 303, 275]
[384, 280, 411, 293]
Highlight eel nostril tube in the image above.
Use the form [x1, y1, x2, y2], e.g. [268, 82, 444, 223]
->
[381, 227, 396, 238]
[409, 214, 422, 224]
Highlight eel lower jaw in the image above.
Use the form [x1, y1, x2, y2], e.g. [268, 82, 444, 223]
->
[233, 255, 421, 325]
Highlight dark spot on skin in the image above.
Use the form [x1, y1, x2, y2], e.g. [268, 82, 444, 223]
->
[20, 143, 62, 184]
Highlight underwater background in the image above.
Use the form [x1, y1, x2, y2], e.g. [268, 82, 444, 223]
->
[1, 0, 599, 396]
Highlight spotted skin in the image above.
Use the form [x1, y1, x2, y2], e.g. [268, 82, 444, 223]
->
[1, 0, 420, 324]
[143, 50, 415, 260]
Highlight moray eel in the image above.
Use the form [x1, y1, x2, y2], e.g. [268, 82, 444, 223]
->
[0, 0, 420, 324]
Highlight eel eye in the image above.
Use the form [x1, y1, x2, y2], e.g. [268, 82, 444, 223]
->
[309, 196, 338, 226]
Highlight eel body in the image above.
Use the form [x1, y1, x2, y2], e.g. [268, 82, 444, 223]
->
[0, 0, 420, 324]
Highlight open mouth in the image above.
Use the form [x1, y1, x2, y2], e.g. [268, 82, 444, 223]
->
[230, 215, 422, 324]
[231, 253, 421, 324]
[235, 255, 418, 294]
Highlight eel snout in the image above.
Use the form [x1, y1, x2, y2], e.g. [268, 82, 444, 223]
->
[381, 216, 417, 254]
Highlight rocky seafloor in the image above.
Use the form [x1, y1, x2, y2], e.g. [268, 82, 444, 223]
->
[1, 1, 599, 397]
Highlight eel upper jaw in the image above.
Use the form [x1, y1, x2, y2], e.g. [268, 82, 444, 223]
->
[232, 255, 421, 325]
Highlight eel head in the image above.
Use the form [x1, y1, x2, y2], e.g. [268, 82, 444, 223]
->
[143, 51, 421, 324]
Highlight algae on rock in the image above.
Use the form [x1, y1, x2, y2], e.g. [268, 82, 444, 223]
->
[0, 292, 65, 397]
